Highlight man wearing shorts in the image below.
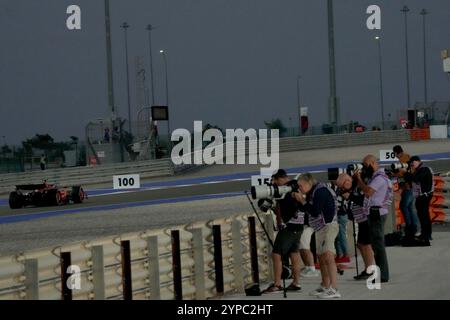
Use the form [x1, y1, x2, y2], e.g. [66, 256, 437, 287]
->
[299, 225, 320, 277]
[336, 173, 375, 280]
[294, 173, 341, 299]
[263, 169, 303, 293]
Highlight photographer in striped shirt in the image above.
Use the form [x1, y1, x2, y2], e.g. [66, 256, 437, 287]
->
[353, 155, 393, 283]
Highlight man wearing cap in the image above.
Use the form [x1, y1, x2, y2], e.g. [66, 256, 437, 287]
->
[405, 156, 434, 245]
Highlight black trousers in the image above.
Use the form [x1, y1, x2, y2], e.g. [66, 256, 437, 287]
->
[368, 208, 389, 282]
[415, 195, 432, 240]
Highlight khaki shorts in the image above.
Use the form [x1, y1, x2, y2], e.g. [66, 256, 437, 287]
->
[315, 223, 339, 255]
[299, 226, 314, 250]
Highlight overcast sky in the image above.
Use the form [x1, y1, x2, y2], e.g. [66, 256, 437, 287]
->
[1, 0, 449, 145]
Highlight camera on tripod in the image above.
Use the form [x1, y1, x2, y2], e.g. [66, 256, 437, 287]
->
[256, 198, 275, 212]
[327, 163, 364, 181]
[250, 179, 299, 200]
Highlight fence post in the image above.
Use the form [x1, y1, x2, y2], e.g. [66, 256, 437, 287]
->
[392, 196, 397, 233]
[91, 245, 105, 300]
[60, 252, 72, 300]
[190, 228, 206, 299]
[264, 213, 275, 281]
[24, 259, 39, 300]
[248, 216, 259, 284]
[147, 236, 160, 300]
[231, 219, 245, 293]
[120, 240, 133, 300]
[213, 225, 224, 295]
[171, 230, 183, 300]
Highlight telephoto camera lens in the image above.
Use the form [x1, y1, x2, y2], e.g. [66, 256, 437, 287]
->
[347, 163, 363, 176]
[328, 167, 346, 181]
[250, 184, 296, 200]
[251, 185, 275, 199]
[391, 162, 409, 170]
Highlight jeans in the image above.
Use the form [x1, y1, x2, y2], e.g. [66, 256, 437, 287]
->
[368, 209, 389, 282]
[334, 215, 349, 256]
[400, 189, 418, 239]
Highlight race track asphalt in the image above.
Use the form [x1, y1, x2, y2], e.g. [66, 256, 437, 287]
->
[0, 144, 449, 255]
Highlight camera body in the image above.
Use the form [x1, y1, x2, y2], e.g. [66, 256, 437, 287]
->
[251, 179, 299, 200]
[257, 198, 275, 212]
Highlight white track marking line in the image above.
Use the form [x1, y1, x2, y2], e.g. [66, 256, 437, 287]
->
[85, 158, 450, 198]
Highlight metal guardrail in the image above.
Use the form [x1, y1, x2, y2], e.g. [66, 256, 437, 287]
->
[0, 158, 173, 181]
[0, 212, 272, 300]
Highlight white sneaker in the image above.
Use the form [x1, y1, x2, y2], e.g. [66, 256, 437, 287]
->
[318, 287, 341, 299]
[309, 285, 327, 296]
[301, 267, 319, 278]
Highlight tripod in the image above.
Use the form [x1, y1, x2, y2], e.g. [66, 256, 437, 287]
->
[245, 191, 290, 298]
[350, 216, 359, 276]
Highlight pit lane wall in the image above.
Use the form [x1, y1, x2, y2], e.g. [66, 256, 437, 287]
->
[0, 208, 401, 300]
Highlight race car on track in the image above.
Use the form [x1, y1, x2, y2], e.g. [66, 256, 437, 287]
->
[9, 181, 86, 209]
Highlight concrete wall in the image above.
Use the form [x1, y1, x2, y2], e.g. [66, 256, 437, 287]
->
[279, 130, 411, 152]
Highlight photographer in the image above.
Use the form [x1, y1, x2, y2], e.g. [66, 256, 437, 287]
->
[334, 191, 350, 264]
[392, 145, 418, 243]
[353, 155, 392, 283]
[262, 169, 302, 293]
[336, 173, 375, 280]
[405, 156, 433, 245]
[294, 173, 341, 299]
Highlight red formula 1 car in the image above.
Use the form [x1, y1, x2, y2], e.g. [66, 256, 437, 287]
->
[9, 181, 86, 209]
